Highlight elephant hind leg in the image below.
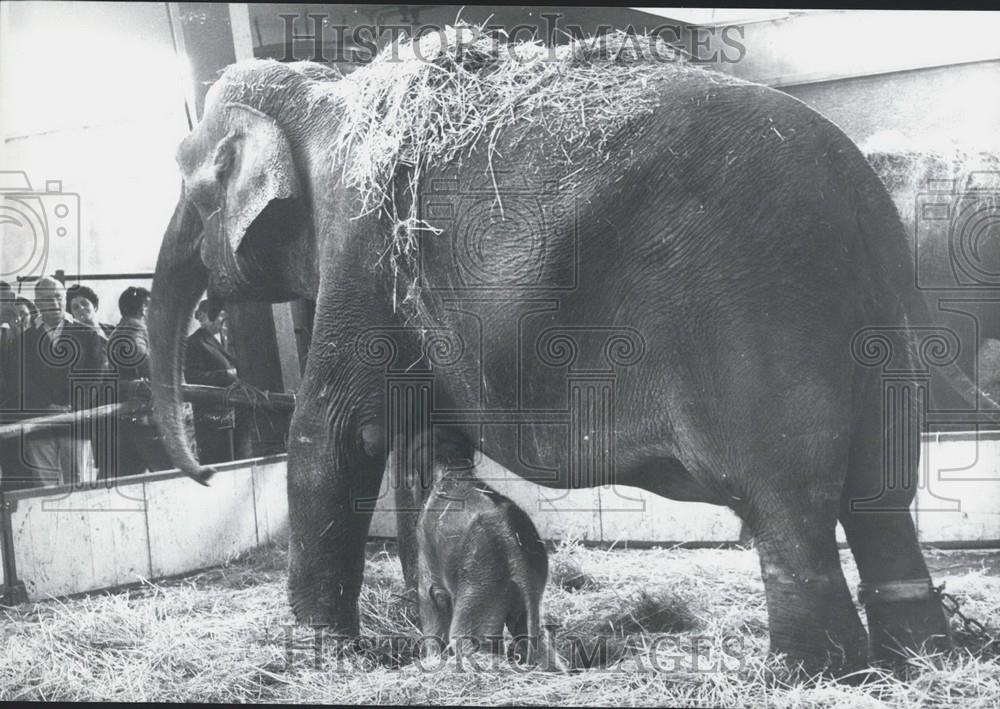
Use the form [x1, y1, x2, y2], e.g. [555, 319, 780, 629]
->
[748, 482, 868, 675]
[840, 399, 951, 666]
[840, 503, 950, 668]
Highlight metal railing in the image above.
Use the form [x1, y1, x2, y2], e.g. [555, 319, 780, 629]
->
[0, 382, 295, 439]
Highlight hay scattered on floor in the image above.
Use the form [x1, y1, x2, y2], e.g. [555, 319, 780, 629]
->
[2, 543, 998, 705]
[315, 23, 696, 312]
[549, 539, 599, 591]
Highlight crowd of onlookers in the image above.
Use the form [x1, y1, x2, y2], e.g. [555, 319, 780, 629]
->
[0, 276, 244, 491]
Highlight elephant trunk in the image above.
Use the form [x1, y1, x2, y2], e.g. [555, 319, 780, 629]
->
[148, 198, 213, 484]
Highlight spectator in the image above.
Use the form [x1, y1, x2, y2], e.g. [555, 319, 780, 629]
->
[0, 282, 23, 488]
[2, 295, 40, 488]
[7, 276, 108, 487]
[0, 283, 16, 386]
[185, 299, 238, 464]
[66, 284, 117, 476]
[0, 282, 17, 392]
[105, 286, 173, 477]
[0, 281, 16, 330]
[110, 287, 153, 381]
[14, 296, 39, 335]
[67, 284, 115, 340]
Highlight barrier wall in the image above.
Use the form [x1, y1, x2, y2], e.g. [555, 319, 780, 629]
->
[1, 433, 997, 603]
[369, 433, 1000, 546]
[0, 456, 287, 602]
[914, 431, 1000, 544]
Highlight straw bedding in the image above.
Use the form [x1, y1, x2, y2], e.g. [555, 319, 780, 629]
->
[312, 23, 700, 310]
[2, 542, 998, 704]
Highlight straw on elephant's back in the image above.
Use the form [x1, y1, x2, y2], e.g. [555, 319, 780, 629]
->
[308, 24, 740, 310]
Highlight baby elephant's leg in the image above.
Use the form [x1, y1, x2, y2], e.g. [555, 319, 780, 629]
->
[507, 576, 547, 666]
[506, 607, 532, 664]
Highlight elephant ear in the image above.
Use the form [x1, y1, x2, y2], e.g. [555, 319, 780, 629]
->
[213, 103, 299, 253]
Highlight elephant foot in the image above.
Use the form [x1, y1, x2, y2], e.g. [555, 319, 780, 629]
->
[289, 593, 361, 636]
[769, 633, 869, 680]
[860, 580, 952, 669]
[766, 584, 870, 679]
[290, 614, 360, 637]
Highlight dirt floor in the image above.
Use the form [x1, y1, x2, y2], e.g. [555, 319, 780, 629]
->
[0, 542, 998, 705]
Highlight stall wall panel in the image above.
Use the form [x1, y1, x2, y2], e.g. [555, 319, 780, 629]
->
[363, 437, 1000, 545]
[476, 455, 601, 541]
[533, 486, 604, 543]
[599, 487, 742, 544]
[367, 468, 398, 538]
[10, 486, 150, 601]
[364, 454, 606, 541]
[916, 437, 1000, 543]
[784, 61, 1000, 152]
[252, 458, 289, 545]
[145, 466, 258, 578]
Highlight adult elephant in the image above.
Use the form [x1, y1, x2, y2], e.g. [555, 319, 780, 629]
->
[149, 49, 969, 674]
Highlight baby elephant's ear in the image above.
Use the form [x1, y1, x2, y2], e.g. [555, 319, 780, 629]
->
[214, 103, 299, 253]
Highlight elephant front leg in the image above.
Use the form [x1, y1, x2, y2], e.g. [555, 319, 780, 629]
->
[286, 399, 387, 632]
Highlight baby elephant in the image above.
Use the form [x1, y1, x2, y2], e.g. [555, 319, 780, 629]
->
[416, 464, 561, 668]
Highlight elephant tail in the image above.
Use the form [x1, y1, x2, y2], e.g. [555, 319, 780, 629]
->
[851, 161, 1000, 421]
[889, 252, 1000, 418]
[902, 296, 1000, 418]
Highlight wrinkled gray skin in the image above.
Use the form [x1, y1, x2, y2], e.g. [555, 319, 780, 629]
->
[149, 57, 960, 675]
[416, 457, 552, 667]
